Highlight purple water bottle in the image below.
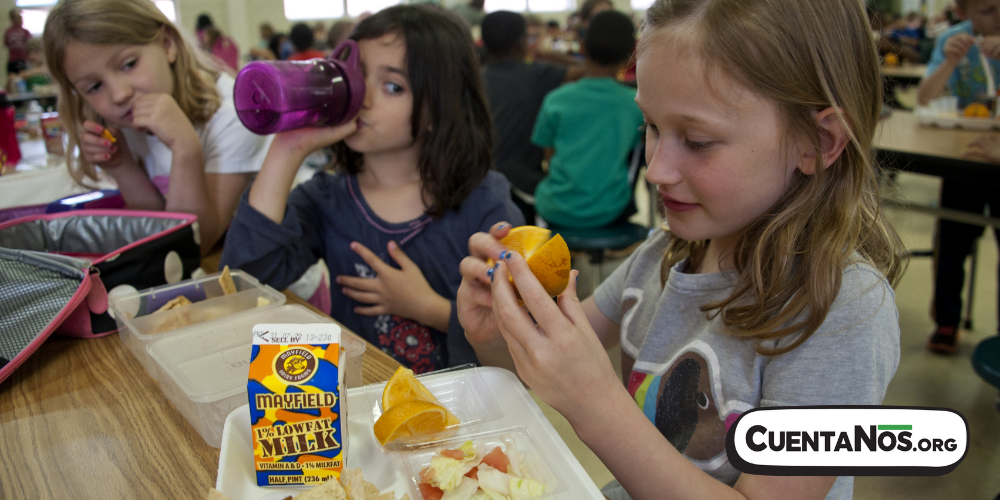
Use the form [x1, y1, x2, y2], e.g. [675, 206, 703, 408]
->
[234, 40, 366, 135]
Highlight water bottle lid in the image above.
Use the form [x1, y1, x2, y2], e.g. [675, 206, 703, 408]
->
[328, 40, 365, 126]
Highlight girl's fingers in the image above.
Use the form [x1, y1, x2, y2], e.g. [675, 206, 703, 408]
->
[556, 270, 589, 328]
[354, 305, 387, 316]
[459, 252, 497, 286]
[503, 251, 570, 333]
[467, 282, 493, 307]
[489, 222, 513, 238]
[337, 275, 378, 291]
[468, 231, 509, 262]
[349, 241, 388, 273]
[341, 287, 380, 305]
[491, 260, 546, 351]
[386, 240, 415, 270]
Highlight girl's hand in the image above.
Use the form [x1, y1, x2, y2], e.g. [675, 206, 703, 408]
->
[981, 36, 1000, 60]
[337, 240, 450, 331]
[130, 93, 200, 154]
[962, 133, 1000, 163]
[944, 33, 975, 65]
[491, 250, 621, 418]
[270, 120, 359, 160]
[79, 120, 131, 169]
[457, 223, 514, 346]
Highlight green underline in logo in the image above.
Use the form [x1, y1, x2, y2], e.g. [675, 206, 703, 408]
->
[877, 425, 912, 430]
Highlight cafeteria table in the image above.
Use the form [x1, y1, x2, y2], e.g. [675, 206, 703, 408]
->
[0, 253, 402, 499]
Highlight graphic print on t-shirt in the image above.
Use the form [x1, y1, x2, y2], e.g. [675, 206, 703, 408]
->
[620, 290, 750, 471]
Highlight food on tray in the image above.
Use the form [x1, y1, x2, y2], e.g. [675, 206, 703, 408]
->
[964, 102, 992, 118]
[249, 323, 347, 486]
[258, 296, 272, 307]
[489, 226, 571, 298]
[206, 468, 410, 500]
[417, 441, 546, 500]
[155, 295, 192, 312]
[220, 265, 238, 295]
[373, 367, 460, 446]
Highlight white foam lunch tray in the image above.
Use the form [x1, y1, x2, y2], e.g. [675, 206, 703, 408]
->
[216, 366, 605, 500]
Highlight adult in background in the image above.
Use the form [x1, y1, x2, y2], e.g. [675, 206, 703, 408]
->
[480, 11, 583, 224]
[4, 9, 31, 75]
[249, 23, 276, 60]
[195, 13, 240, 72]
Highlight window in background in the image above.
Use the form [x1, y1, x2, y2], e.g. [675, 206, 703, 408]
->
[528, 0, 572, 12]
[285, 0, 346, 20]
[18, 9, 48, 35]
[347, 0, 402, 18]
[485, 0, 528, 12]
[154, 0, 177, 22]
[630, 0, 653, 10]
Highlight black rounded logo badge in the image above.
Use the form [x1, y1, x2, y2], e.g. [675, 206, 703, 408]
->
[273, 348, 318, 385]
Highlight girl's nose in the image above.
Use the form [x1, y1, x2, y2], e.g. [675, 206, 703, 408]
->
[644, 140, 682, 186]
[361, 79, 375, 110]
[109, 79, 132, 105]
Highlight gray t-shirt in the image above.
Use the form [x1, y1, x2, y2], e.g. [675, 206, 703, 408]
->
[593, 230, 900, 500]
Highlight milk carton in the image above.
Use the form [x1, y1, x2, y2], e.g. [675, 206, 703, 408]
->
[248, 323, 347, 486]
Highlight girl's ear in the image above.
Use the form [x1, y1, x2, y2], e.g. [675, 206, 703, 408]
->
[798, 107, 849, 176]
[162, 27, 179, 64]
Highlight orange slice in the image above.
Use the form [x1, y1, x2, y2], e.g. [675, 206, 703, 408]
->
[964, 102, 991, 118]
[372, 400, 448, 445]
[378, 367, 460, 443]
[493, 226, 572, 298]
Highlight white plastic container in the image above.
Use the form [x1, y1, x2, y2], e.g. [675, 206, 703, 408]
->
[146, 304, 367, 447]
[109, 269, 286, 378]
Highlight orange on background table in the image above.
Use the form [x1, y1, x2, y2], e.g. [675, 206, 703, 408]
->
[0, 253, 401, 499]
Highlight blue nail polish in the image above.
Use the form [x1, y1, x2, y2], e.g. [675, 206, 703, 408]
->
[500, 251, 511, 260]
[487, 267, 495, 282]
[497, 223, 509, 230]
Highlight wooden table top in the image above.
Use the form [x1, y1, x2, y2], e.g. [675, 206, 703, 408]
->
[874, 109, 987, 162]
[0, 256, 401, 499]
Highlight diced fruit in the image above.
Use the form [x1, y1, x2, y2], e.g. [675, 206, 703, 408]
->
[418, 482, 444, 500]
[441, 449, 465, 460]
[480, 447, 510, 473]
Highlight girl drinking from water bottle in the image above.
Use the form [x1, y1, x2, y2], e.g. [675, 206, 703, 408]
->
[221, 5, 522, 372]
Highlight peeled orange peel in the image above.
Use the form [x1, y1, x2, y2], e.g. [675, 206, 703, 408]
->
[373, 367, 460, 446]
[964, 102, 991, 118]
[490, 226, 572, 298]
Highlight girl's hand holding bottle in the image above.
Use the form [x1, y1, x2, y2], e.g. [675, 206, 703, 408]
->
[337, 239, 451, 332]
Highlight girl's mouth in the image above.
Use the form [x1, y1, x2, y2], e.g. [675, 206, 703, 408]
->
[661, 194, 699, 213]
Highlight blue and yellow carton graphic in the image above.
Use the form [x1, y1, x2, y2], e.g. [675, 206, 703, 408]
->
[248, 323, 347, 486]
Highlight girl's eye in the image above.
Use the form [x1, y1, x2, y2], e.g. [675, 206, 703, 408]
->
[122, 59, 137, 70]
[85, 82, 102, 94]
[640, 123, 658, 135]
[384, 82, 404, 94]
[685, 138, 713, 151]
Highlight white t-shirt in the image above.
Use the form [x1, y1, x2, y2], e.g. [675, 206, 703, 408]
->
[122, 73, 273, 196]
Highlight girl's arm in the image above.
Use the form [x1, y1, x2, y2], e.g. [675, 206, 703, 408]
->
[492, 251, 836, 500]
[78, 120, 164, 211]
[248, 124, 357, 224]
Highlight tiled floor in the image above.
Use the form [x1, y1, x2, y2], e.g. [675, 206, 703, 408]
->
[528, 172, 1000, 498]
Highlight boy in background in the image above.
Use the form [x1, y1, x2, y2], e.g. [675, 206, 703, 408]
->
[480, 11, 583, 224]
[916, 0, 1000, 353]
[531, 10, 642, 229]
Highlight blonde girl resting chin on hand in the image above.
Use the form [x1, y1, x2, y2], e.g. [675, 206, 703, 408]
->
[457, 0, 906, 499]
[43, 0, 273, 254]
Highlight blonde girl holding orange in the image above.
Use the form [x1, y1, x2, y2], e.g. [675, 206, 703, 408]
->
[458, 0, 906, 498]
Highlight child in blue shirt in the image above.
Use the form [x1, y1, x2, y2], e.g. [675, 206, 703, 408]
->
[222, 6, 522, 372]
[531, 10, 644, 229]
[917, 0, 1000, 353]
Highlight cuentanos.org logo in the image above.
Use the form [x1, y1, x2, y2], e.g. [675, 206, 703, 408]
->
[726, 406, 969, 476]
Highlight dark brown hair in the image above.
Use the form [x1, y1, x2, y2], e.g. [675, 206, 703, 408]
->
[333, 4, 493, 218]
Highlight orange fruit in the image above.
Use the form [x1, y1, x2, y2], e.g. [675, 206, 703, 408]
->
[964, 102, 991, 118]
[493, 226, 572, 298]
[372, 400, 449, 445]
[382, 366, 438, 410]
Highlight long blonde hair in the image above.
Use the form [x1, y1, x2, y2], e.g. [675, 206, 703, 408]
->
[43, 0, 222, 185]
[642, 0, 905, 355]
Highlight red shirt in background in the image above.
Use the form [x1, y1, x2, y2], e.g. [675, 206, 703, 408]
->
[4, 25, 31, 62]
[289, 48, 326, 61]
